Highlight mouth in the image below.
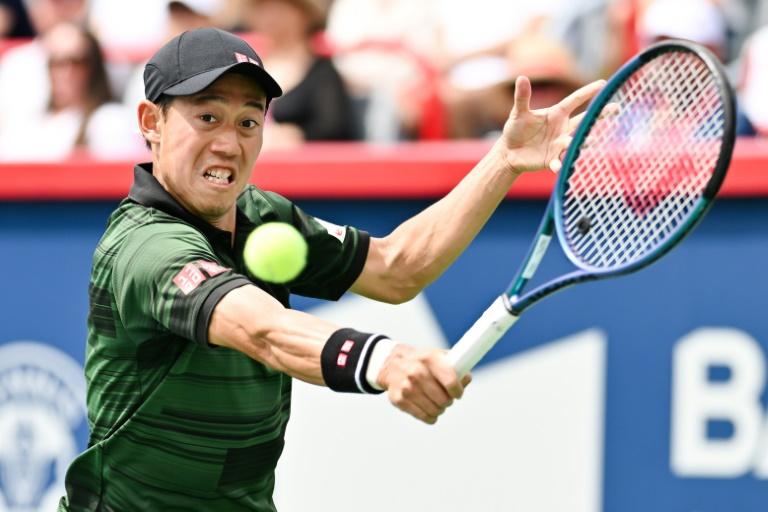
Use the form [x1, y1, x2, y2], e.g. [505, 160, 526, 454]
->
[203, 167, 234, 186]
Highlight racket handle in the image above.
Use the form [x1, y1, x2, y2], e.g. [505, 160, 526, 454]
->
[447, 295, 519, 378]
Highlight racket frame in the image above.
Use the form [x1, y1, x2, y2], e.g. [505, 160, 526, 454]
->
[508, 39, 735, 315]
[448, 40, 736, 376]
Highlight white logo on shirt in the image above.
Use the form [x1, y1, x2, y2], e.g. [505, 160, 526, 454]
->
[315, 218, 346, 244]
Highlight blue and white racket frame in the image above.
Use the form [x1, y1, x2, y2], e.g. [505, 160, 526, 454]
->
[447, 40, 736, 377]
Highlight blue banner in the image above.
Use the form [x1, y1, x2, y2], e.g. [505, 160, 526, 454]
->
[1, 198, 765, 511]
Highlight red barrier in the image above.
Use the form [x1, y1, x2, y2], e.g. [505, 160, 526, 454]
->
[1, 139, 766, 200]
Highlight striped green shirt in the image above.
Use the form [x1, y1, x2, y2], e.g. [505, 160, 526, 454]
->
[59, 163, 369, 511]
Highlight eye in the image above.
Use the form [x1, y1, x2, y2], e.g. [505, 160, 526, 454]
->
[241, 119, 259, 129]
[199, 113, 217, 123]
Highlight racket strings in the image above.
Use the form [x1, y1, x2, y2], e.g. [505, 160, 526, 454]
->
[563, 51, 725, 268]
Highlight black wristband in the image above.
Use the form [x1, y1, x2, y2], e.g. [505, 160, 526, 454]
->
[321, 328, 388, 394]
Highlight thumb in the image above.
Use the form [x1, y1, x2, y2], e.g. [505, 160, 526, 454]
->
[513, 75, 532, 114]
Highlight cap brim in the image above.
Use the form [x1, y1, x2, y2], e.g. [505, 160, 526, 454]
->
[162, 61, 283, 100]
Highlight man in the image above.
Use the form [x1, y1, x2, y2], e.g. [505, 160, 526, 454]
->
[59, 28, 602, 511]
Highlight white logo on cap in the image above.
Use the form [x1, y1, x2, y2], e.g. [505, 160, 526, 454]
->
[234, 52, 260, 67]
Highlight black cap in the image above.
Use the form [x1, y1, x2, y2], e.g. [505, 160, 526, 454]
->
[144, 28, 282, 103]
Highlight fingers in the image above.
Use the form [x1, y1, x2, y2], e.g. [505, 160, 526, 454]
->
[383, 348, 471, 425]
[567, 100, 621, 133]
[567, 112, 586, 133]
[513, 75, 532, 115]
[428, 352, 467, 400]
[557, 79, 605, 117]
[602, 102, 621, 117]
[549, 134, 573, 173]
[396, 397, 439, 425]
[388, 382, 448, 425]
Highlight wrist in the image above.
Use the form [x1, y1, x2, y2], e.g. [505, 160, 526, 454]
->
[320, 328, 390, 394]
[364, 338, 396, 391]
[489, 139, 524, 177]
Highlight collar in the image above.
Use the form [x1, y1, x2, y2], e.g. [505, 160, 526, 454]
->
[128, 163, 254, 249]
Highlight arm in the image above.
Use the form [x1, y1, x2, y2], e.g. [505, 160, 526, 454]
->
[351, 76, 605, 303]
[208, 283, 468, 424]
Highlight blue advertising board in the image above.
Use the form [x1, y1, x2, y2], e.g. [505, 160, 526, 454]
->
[1, 197, 766, 511]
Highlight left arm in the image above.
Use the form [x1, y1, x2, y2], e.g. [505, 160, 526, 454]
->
[351, 76, 605, 303]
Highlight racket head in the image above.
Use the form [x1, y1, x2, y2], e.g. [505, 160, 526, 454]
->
[553, 39, 735, 276]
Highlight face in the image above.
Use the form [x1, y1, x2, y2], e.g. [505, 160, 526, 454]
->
[247, 0, 312, 40]
[44, 23, 91, 110]
[150, 72, 267, 229]
[28, 0, 86, 34]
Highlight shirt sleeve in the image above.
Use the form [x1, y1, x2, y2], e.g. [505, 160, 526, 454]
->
[239, 187, 370, 300]
[288, 205, 370, 300]
[112, 223, 250, 346]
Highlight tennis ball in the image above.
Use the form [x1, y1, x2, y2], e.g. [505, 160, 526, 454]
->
[244, 222, 308, 283]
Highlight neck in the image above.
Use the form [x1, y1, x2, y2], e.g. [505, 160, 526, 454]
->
[208, 208, 237, 236]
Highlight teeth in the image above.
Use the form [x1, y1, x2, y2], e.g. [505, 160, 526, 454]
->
[204, 168, 232, 184]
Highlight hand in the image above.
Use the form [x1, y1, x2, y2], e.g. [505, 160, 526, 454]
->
[376, 344, 471, 425]
[496, 76, 606, 174]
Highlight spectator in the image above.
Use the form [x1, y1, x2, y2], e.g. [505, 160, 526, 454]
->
[736, 24, 768, 135]
[549, 0, 616, 80]
[637, 0, 729, 59]
[716, 0, 768, 61]
[636, 0, 757, 136]
[167, 0, 223, 35]
[122, 0, 227, 111]
[0, 22, 142, 160]
[244, 0, 359, 148]
[0, 0, 34, 38]
[506, 34, 584, 111]
[325, 0, 441, 141]
[435, 0, 586, 138]
[88, 0, 169, 55]
[443, 29, 584, 139]
[0, 0, 86, 134]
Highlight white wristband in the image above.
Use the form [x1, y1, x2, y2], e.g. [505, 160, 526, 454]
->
[365, 338, 396, 391]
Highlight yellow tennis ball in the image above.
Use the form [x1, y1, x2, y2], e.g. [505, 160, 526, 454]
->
[244, 222, 308, 283]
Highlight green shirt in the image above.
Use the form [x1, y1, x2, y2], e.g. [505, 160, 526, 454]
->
[60, 163, 369, 511]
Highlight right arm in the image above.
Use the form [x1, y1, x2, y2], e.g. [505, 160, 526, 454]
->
[207, 284, 468, 424]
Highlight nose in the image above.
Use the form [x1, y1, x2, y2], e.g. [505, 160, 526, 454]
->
[209, 125, 242, 158]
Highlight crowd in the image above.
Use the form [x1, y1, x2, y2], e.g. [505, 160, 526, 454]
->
[0, 0, 766, 161]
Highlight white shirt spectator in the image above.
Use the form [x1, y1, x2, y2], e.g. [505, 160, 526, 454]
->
[738, 25, 768, 134]
[0, 102, 144, 161]
[88, 0, 168, 53]
[436, 0, 570, 90]
[0, 40, 49, 134]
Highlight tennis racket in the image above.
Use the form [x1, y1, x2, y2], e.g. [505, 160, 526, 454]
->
[447, 39, 736, 377]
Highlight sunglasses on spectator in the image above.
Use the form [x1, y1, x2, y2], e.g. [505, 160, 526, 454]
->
[48, 55, 90, 68]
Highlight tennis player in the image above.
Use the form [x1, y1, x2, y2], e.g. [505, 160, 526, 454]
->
[58, 28, 603, 511]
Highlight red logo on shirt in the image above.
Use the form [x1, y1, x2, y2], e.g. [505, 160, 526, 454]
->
[173, 263, 207, 295]
[172, 261, 231, 295]
[337, 353, 348, 367]
[341, 340, 355, 353]
[197, 260, 228, 277]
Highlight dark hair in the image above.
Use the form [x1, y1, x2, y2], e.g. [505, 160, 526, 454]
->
[144, 94, 174, 150]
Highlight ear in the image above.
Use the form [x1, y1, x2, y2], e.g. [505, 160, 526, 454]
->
[138, 100, 163, 147]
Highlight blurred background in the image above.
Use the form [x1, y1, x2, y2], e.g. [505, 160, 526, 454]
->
[1, 1, 767, 511]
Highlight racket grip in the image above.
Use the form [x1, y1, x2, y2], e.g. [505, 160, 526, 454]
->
[447, 295, 519, 378]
